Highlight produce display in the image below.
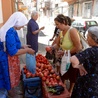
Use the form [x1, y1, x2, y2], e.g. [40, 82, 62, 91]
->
[23, 54, 64, 95]
[48, 85, 64, 95]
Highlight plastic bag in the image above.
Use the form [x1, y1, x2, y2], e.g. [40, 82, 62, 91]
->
[60, 50, 71, 76]
[26, 53, 36, 74]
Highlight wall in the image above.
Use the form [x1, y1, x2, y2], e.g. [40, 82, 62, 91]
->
[0, 0, 3, 27]
[0, 0, 14, 27]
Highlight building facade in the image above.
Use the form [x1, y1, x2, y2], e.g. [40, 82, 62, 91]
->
[0, 0, 16, 27]
[63, 0, 98, 19]
[1, 0, 98, 28]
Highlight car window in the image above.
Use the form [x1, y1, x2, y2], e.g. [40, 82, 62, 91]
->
[78, 22, 84, 26]
[86, 22, 90, 25]
[86, 21, 97, 26]
[90, 21, 97, 25]
[72, 21, 77, 26]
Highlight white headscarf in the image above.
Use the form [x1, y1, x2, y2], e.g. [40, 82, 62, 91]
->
[0, 12, 28, 42]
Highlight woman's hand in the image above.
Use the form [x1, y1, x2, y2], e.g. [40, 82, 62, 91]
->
[26, 48, 35, 55]
[22, 45, 31, 49]
[56, 50, 64, 58]
[40, 26, 45, 30]
[78, 64, 88, 76]
[49, 38, 53, 41]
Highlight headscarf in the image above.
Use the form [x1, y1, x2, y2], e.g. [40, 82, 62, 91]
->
[88, 26, 98, 43]
[0, 12, 28, 42]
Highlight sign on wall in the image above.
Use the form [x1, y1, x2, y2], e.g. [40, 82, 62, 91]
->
[0, 0, 3, 23]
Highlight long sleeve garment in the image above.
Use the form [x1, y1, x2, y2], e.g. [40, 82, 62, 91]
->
[71, 46, 98, 98]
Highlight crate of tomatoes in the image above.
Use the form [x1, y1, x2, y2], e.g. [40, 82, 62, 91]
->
[35, 54, 70, 98]
[22, 54, 70, 98]
[22, 67, 42, 98]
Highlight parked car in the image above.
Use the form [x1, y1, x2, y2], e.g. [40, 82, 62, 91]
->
[71, 19, 98, 37]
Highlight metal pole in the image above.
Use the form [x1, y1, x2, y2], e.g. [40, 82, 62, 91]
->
[36, 0, 39, 11]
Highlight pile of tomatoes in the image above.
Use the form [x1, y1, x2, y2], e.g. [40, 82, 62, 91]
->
[23, 54, 62, 87]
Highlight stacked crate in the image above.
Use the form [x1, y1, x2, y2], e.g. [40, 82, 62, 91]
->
[22, 70, 43, 98]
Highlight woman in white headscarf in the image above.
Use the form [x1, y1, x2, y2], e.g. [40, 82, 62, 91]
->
[0, 12, 35, 96]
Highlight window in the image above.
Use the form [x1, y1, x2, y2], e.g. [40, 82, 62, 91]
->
[72, 22, 77, 26]
[90, 21, 97, 25]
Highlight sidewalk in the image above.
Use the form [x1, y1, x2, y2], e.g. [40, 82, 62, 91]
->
[38, 17, 55, 45]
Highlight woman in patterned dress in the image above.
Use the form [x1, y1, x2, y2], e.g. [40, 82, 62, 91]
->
[0, 12, 35, 97]
[70, 26, 98, 98]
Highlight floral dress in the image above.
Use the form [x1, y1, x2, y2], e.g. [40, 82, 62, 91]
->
[6, 27, 21, 88]
[0, 42, 10, 90]
[71, 46, 98, 98]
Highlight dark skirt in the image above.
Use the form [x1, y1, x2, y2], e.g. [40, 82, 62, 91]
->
[60, 65, 79, 83]
[60, 53, 79, 83]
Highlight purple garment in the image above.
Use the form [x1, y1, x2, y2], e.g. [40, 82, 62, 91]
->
[26, 19, 39, 53]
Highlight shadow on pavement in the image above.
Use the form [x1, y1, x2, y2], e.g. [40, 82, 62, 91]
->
[38, 31, 47, 36]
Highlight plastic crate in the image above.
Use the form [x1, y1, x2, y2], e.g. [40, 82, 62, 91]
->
[0, 89, 8, 98]
[22, 69, 43, 98]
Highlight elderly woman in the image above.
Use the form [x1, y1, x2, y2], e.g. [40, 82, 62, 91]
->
[26, 10, 45, 54]
[0, 12, 35, 97]
[70, 26, 98, 98]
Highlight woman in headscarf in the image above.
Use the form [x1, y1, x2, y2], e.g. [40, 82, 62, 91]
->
[0, 12, 35, 96]
[70, 26, 98, 98]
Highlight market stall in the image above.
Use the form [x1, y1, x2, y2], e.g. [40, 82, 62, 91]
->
[22, 54, 70, 98]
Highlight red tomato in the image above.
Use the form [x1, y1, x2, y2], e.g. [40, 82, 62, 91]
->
[26, 72, 32, 78]
[45, 46, 51, 52]
[42, 77, 46, 81]
[56, 75, 60, 81]
[50, 69, 55, 74]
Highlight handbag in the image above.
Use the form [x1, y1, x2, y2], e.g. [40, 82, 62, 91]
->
[60, 50, 71, 76]
[26, 53, 36, 74]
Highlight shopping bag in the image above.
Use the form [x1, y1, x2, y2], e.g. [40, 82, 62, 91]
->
[26, 53, 36, 74]
[60, 50, 71, 76]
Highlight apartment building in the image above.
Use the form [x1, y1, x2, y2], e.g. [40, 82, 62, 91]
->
[1, 0, 98, 28]
[63, 0, 98, 19]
